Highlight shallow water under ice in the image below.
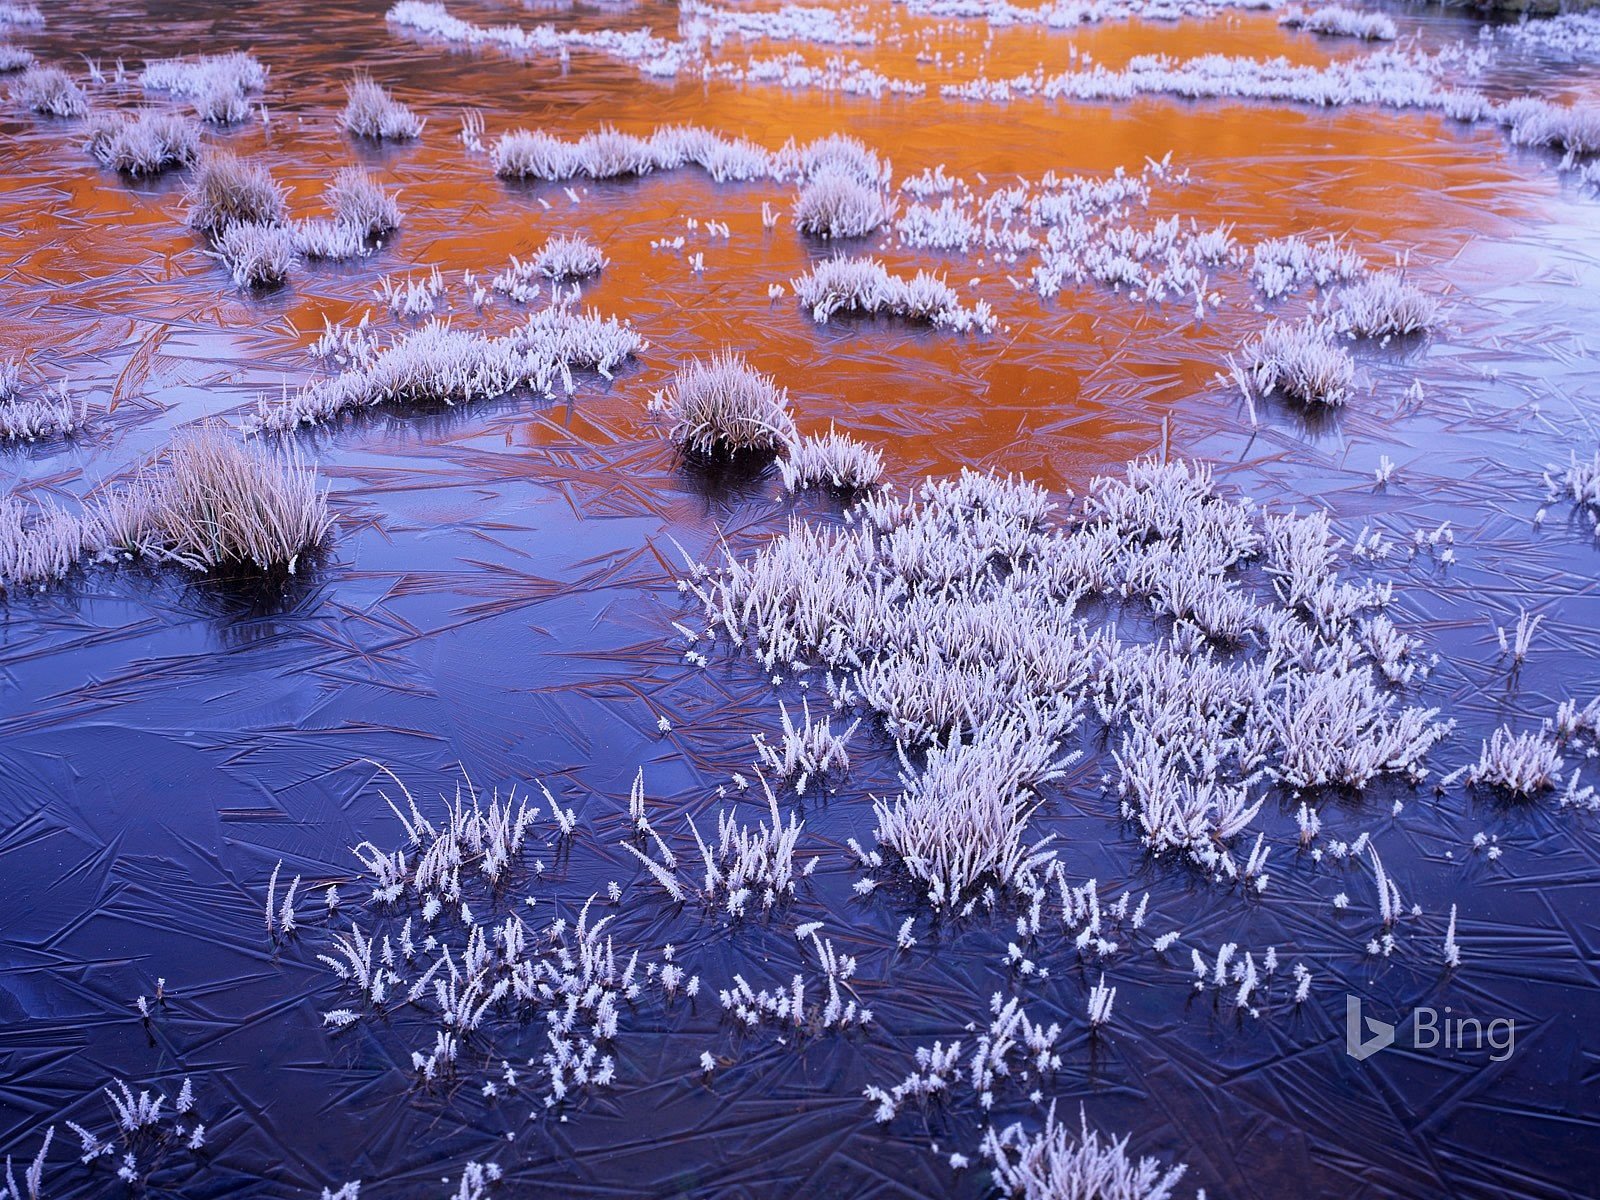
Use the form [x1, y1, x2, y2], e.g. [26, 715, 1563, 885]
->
[3, 0, 1600, 1197]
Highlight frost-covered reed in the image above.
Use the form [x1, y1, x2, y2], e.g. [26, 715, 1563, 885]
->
[650, 351, 796, 457]
[0, 44, 35, 72]
[185, 151, 288, 231]
[100, 425, 332, 574]
[142, 51, 266, 98]
[1278, 6, 1397, 41]
[682, 456, 1448, 904]
[340, 76, 424, 140]
[0, 368, 86, 442]
[6, 425, 329, 585]
[528, 233, 607, 280]
[776, 426, 884, 492]
[85, 109, 201, 175]
[327, 166, 404, 238]
[211, 220, 297, 289]
[1499, 97, 1600, 156]
[982, 1105, 1187, 1200]
[0, 495, 97, 592]
[1546, 449, 1600, 519]
[1231, 318, 1354, 408]
[753, 699, 858, 794]
[1338, 271, 1442, 338]
[792, 171, 895, 239]
[791, 256, 996, 332]
[1467, 727, 1563, 797]
[250, 307, 642, 432]
[9, 65, 88, 116]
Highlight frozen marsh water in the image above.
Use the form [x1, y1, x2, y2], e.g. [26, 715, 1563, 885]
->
[3, 0, 1600, 1197]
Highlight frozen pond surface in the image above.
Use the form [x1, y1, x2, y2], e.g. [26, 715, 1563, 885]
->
[3, 0, 1600, 1197]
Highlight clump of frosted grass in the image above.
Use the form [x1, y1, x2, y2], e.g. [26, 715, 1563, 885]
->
[791, 256, 996, 332]
[1338, 271, 1442, 338]
[1467, 727, 1564, 797]
[340, 76, 424, 140]
[99, 425, 332, 574]
[1, 495, 96, 591]
[0, 44, 36, 72]
[0, 368, 87, 442]
[531, 233, 606, 280]
[5, 426, 332, 588]
[796, 133, 889, 187]
[185, 151, 287, 231]
[1232, 318, 1355, 407]
[0, 3, 43, 26]
[84, 109, 201, 175]
[327, 166, 403, 237]
[650, 351, 796, 457]
[192, 76, 252, 124]
[792, 171, 894, 239]
[1251, 234, 1364, 299]
[776, 426, 884, 491]
[753, 699, 858, 794]
[982, 1105, 1188, 1200]
[293, 218, 368, 262]
[211, 221, 297, 289]
[291, 168, 402, 262]
[1499, 97, 1600, 156]
[873, 721, 1065, 908]
[250, 308, 642, 432]
[490, 129, 579, 180]
[684, 456, 1449, 900]
[9, 65, 88, 116]
[1279, 6, 1397, 40]
[1546, 450, 1600, 520]
[142, 51, 266, 97]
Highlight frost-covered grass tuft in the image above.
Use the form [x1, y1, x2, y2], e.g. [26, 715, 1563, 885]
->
[85, 109, 201, 175]
[99, 425, 332, 574]
[1546, 449, 1600, 516]
[3, 426, 332, 589]
[792, 256, 996, 332]
[1279, 6, 1397, 41]
[327, 166, 403, 237]
[0, 366, 87, 442]
[250, 307, 642, 432]
[0, 2, 43, 26]
[1499, 97, 1600, 156]
[1338, 272, 1442, 338]
[141, 51, 266, 98]
[1467, 727, 1563, 797]
[10, 65, 88, 116]
[1, 494, 96, 591]
[792, 171, 894, 239]
[340, 76, 424, 140]
[192, 76, 253, 124]
[531, 233, 607, 280]
[293, 218, 368, 261]
[0, 44, 36, 72]
[982, 1105, 1188, 1200]
[797, 133, 888, 187]
[185, 151, 287, 231]
[1232, 318, 1354, 407]
[211, 220, 297, 289]
[777, 426, 884, 492]
[490, 129, 579, 180]
[650, 351, 796, 458]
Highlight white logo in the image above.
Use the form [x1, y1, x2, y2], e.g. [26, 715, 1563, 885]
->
[1345, 996, 1515, 1062]
[1346, 995, 1395, 1061]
